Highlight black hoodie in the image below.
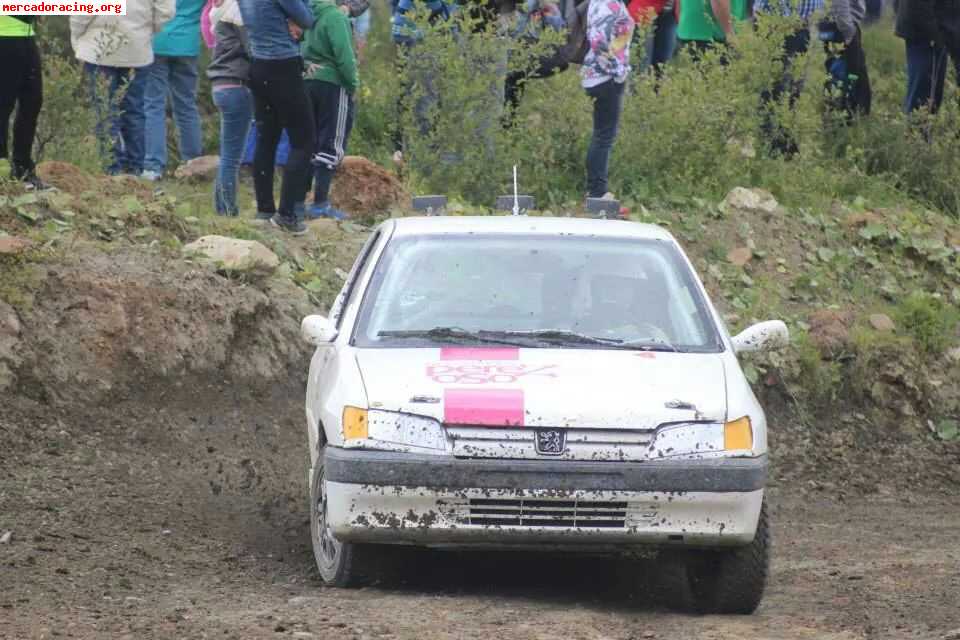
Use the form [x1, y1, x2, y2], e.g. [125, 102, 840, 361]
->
[895, 0, 960, 49]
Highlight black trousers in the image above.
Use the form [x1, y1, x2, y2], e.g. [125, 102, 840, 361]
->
[0, 36, 42, 178]
[759, 26, 811, 157]
[824, 26, 871, 119]
[305, 79, 354, 205]
[248, 57, 315, 218]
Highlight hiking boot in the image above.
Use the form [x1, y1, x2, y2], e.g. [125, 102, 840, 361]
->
[270, 214, 308, 236]
[306, 202, 347, 221]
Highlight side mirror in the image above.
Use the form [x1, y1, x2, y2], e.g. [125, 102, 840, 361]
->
[301, 315, 338, 346]
[732, 320, 789, 353]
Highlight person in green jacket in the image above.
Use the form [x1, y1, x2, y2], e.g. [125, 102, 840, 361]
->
[676, 0, 747, 58]
[0, 15, 48, 190]
[302, 0, 368, 220]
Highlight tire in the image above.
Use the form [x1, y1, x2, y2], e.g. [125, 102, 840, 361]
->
[309, 451, 379, 587]
[684, 500, 771, 614]
[658, 500, 770, 614]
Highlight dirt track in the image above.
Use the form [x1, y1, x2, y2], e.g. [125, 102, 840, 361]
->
[3, 385, 960, 640]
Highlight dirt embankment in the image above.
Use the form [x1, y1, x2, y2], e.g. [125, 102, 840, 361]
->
[1, 245, 311, 408]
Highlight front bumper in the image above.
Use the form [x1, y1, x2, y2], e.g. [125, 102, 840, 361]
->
[324, 448, 766, 549]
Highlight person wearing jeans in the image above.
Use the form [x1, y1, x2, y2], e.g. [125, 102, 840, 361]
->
[896, 0, 960, 114]
[238, 0, 317, 235]
[581, 0, 634, 200]
[70, 0, 175, 175]
[83, 65, 149, 175]
[142, 0, 206, 180]
[628, 0, 676, 79]
[0, 15, 46, 188]
[207, 0, 251, 216]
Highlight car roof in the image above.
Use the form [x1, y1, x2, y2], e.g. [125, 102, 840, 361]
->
[383, 215, 676, 242]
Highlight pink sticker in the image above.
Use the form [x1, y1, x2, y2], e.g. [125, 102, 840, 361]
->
[440, 347, 519, 361]
[443, 388, 524, 426]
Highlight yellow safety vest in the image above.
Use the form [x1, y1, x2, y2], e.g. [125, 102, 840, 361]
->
[0, 15, 35, 37]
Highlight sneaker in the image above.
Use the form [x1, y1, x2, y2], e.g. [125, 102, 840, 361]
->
[392, 150, 404, 167]
[140, 169, 162, 181]
[21, 173, 53, 192]
[255, 211, 275, 222]
[306, 202, 347, 221]
[270, 214, 308, 236]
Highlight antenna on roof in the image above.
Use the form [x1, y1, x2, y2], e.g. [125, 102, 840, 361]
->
[496, 166, 534, 214]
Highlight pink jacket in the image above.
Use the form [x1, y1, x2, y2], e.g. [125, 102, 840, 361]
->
[201, 0, 216, 48]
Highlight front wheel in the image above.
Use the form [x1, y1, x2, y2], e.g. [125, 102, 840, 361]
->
[310, 452, 378, 587]
[661, 500, 770, 614]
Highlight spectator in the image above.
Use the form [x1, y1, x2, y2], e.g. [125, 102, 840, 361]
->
[207, 0, 251, 216]
[353, 6, 371, 60]
[302, 0, 369, 220]
[70, 0, 175, 176]
[582, 0, 635, 200]
[201, 0, 216, 48]
[864, 0, 882, 24]
[820, 0, 871, 118]
[390, 0, 456, 162]
[676, 0, 742, 57]
[895, 0, 960, 114]
[503, 0, 569, 122]
[0, 15, 47, 189]
[141, 0, 206, 181]
[237, 0, 317, 235]
[628, 0, 677, 79]
[753, 0, 824, 156]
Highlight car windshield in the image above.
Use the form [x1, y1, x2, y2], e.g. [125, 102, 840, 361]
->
[353, 233, 723, 352]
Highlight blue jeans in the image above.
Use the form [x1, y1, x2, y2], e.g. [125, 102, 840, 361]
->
[904, 39, 959, 114]
[585, 79, 625, 198]
[83, 63, 147, 174]
[142, 55, 203, 173]
[212, 86, 253, 216]
[641, 11, 677, 76]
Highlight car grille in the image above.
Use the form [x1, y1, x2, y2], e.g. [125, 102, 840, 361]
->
[466, 498, 628, 528]
[447, 426, 655, 461]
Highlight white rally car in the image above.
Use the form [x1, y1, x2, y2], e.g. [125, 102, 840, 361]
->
[301, 216, 788, 613]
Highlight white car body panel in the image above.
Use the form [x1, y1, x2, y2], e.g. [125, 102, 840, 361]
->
[304, 216, 777, 550]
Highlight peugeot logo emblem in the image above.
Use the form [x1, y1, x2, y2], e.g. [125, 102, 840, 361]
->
[535, 429, 567, 456]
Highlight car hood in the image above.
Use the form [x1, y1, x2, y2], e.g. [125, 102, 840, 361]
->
[355, 347, 727, 429]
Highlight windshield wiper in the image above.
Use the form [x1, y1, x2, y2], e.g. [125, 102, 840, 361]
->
[486, 329, 624, 347]
[377, 327, 532, 347]
[612, 338, 680, 352]
[510, 330, 681, 352]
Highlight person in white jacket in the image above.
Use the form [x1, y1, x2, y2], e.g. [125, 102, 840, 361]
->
[70, 0, 175, 174]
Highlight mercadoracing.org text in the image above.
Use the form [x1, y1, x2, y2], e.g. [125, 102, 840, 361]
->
[2, 2, 125, 14]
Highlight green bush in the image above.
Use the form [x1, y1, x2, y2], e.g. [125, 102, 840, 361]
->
[894, 292, 959, 355]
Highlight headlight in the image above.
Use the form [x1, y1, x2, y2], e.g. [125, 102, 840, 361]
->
[652, 417, 753, 458]
[652, 423, 724, 458]
[343, 408, 448, 453]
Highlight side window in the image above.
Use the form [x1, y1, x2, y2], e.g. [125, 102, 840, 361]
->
[331, 231, 382, 330]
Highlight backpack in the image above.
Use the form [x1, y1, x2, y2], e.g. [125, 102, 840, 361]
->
[559, 0, 590, 64]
